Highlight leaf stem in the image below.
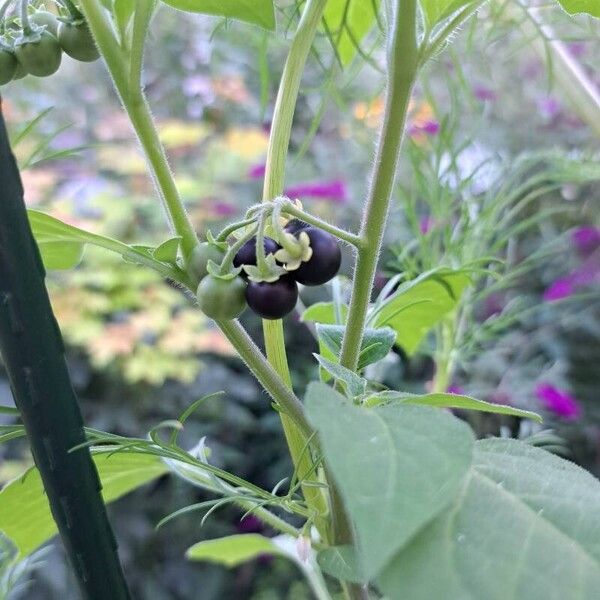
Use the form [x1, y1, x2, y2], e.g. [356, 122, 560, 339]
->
[280, 199, 363, 248]
[339, 0, 419, 374]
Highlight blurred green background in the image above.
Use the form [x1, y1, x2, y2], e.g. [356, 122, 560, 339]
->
[1, 2, 599, 598]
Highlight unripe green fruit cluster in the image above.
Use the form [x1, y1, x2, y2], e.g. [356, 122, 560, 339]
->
[0, 11, 99, 85]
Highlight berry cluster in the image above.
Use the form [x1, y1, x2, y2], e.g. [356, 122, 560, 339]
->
[0, 6, 98, 85]
[193, 219, 342, 321]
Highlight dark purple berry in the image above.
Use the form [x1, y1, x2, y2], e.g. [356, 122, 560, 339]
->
[233, 236, 280, 279]
[284, 219, 310, 235]
[291, 227, 341, 286]
[246, 276, 298, 320]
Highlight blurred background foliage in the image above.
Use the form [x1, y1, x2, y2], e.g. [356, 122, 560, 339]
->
[0, 1, 599, 598]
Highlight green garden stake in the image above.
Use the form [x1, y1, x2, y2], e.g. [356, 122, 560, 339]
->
[0, 100, 131, 600]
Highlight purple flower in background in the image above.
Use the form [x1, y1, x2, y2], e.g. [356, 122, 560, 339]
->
[481, 293, 505, 319]
[236, 514, 263, 534]
[535, 384, 581, 420]
[543, 277, 575, 301]
[537, 96, 561, 120]
[285, 179, 348, 203]
[572, 226, 600, 256]
[211, 201, 237, 218]
[248, 163, 266, 180]
[421, 120, 440, 135]
[473, 85, 497, 102]
[419, 215, 434, 234]
[447, 384, 464, 395]
[543, 252, 600, 301]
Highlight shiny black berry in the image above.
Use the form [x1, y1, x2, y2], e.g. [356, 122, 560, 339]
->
[233, 236, 279, 278]
[291, 227, 341, 286]
[284, 218, 310, 235]
[246, 276, 298, 320]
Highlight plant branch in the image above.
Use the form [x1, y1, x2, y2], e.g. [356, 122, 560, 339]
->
[216, 319, 314, 442]
[260, 0, 331, 542]
[79, 0, 198, 260]
[339, 0, 419, 374]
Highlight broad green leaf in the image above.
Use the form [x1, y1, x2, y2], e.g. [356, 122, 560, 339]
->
[323, 0, 380, 65]
[378, 439, 600, 599]
[153, 237, 181, 264]
[0, 452, 167, 558]
[370, 269, 471, 354]
[314, 355, 367, 398]
[306, 383, 474, 578]
[301, 301, 348, 325]
[419, 0, 475, 28]
[366, 391, 542, 422]
[316, 324, 396, 370]
[36, 240, 84, 270]
[317, 545, 364, 584]
[160, 0, 275, 30]
[187, 534, 280, 566]
[556, 0, 600, 18]
[27, 210, 187, 283]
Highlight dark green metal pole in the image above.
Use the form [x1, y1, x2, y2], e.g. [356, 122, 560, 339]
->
[0, 99, 131, 599]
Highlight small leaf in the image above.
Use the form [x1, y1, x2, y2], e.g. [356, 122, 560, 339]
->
[160, 0, 276, 30]
[186, 534, 280, 566]
[316, 324, 396, 370]
[314, 355, 367, 398]
[323, 0, 380, 66]
[0, 452, 167, 558]
[153, 237, 181, 265]
[301, 301, 348, 324]
[367, 391, 543, 422]
[371, 269, 471, 355]
[306, 383, 474, 578]
[556, 0, 600, 18]
[419, 0, 476, 28]
[317, 545, 365, 584]
[36, 240, 84, 270]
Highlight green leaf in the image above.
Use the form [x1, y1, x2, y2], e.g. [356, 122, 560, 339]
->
[301, 301, 348, 325]
[113, 0, 135, 39]
[419, 0, 475, 28]
[314, 355, 367, 398]
[323, 0, 380, 66]
[316, 324, 396, 370]
[36, 240, 84, 270]
[317, 545, 365, 584]
[0, 452, 167, 558]
[27, 210, 187, 283]
[305, 383, 474, 578]
[379, 439, 600, 599]
[186, 534, 280, 566]
[370, 269, 471, 354]
[555, 0, 600, 18]
[160, 0, 276, 30]
[153, 237, 181, 264]
[367, 391, 543, 422]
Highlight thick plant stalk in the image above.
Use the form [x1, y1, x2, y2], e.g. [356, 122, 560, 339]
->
[0, 104, 130, 599]
[339, 0, 419, 373]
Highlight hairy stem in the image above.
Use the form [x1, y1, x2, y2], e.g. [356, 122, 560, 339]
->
[339, 0, 419, 374]
[260, 0, 331, 541]
[79, 0, 198, 259]
[216, 320, 313, 442]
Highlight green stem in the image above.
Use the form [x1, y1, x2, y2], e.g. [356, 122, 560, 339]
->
[339, 0, 419, 374]
[19, 0, 30, 34]
[79, 0, 198, 260]
[280, 200, 363, 248]
[219, 224, 257, 274]
[216, 217, 257, 242]
[260, 0, 331, 542]
[216, 320, 313, 442]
